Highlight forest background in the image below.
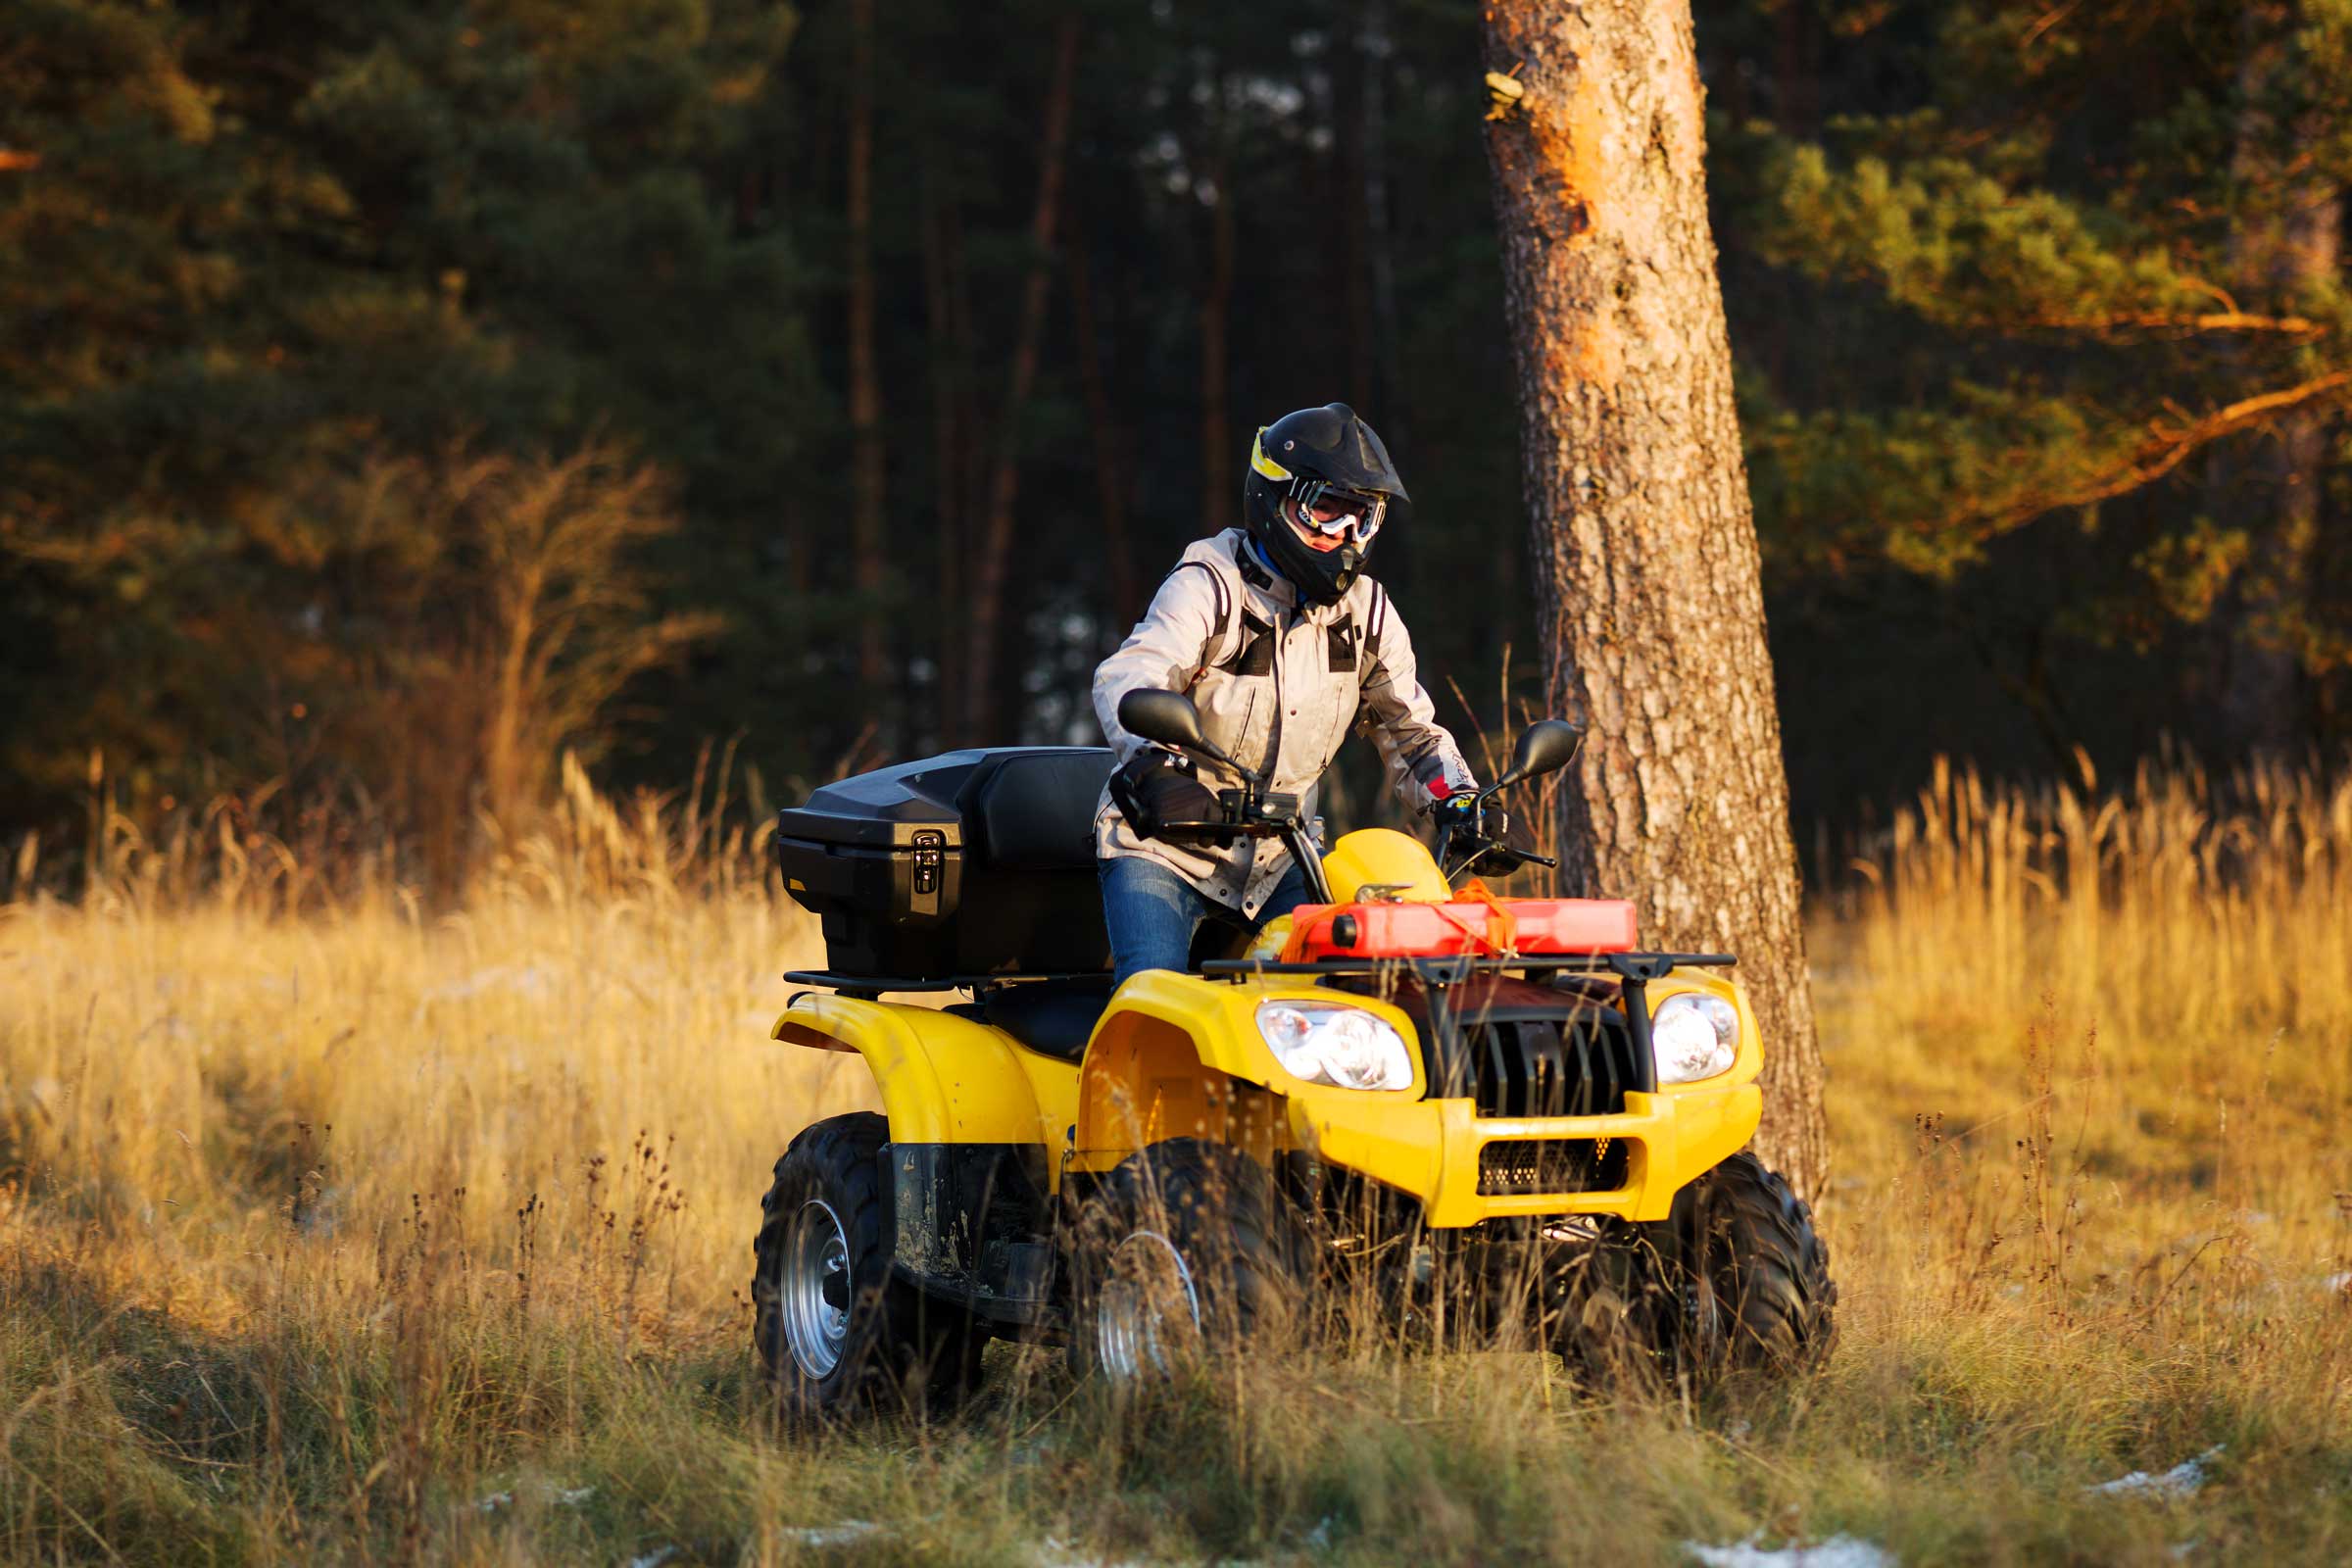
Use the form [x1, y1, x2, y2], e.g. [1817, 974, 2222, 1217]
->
[9, 7, 2352, 1564]
[8, 0, 2352, 879]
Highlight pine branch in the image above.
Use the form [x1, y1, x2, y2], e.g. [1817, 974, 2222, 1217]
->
[2002, 308, 2327, 340]
[1960, 367, 2352, 537]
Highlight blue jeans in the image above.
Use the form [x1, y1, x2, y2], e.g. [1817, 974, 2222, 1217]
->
[1099, 854, 1311, 989]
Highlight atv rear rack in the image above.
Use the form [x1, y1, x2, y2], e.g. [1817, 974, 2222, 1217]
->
[783, 968, 1103, 1001]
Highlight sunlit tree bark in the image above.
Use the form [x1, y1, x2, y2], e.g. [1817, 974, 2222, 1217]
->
[1481, 0, 1826, 1195]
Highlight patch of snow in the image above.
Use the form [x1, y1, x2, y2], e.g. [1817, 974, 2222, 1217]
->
[2086, 1446, 2225, 1500]
[1033, 1538, 1231, 1568]
[1683, 1538, 1895, 1568]
[780, 1520, 886, 1549]
[477, 1483, 594, 1515]
[1034, 1541, 1154, 1568]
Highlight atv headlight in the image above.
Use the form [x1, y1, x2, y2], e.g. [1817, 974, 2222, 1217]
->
[1651, 992, 1739, 1084]
[1255, 1002, 1414, 1091]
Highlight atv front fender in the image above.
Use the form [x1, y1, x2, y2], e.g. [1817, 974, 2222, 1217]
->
[1071, 970, 1421, 1170]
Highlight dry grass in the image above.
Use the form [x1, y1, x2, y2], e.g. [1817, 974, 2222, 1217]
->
[3, 755, 2350, 1565]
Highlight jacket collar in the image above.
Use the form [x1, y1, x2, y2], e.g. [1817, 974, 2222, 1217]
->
[1230, 530, 1298, 609]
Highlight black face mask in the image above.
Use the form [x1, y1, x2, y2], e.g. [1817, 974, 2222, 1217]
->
[1253, 522, 1364, 605]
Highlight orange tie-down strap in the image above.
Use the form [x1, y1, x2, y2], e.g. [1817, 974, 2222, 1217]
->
[1443, 879, 1519, 956]
[1282, 896, 1637, 961]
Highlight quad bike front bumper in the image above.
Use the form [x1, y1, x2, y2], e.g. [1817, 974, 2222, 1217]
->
[1284, 1076, 1762, 1227]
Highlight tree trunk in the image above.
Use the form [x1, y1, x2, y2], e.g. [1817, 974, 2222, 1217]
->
[1362, 1, 1404, 437]
[1360, 2, 1412, 583]
[1332, 27, 1375, 412]
[962, 17, 1079, 745]
[1774, 0, 1817, 138]
[917, 174, 955, 752]
[846, 0, 887, 704]
[1198, 126, 1238, 538]
[920, 166, 968, 748]
[2204, 0, 2337, 756]
[1480, 0, 1827, 1198]
[1066, 216, 1141, 633]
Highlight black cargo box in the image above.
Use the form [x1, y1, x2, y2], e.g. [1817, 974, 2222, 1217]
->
[775, 746, 1116, 981]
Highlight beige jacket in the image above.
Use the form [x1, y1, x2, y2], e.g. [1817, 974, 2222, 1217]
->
[1093, 528, 1476, 915]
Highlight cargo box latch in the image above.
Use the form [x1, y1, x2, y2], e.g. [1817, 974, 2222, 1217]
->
[911, 830, 945, 908]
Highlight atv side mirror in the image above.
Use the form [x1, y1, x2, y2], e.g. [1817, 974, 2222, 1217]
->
[1492, 718, 1583, 790]
[1118, 688, 1245, 773]
[1118, 688, 1207, 750]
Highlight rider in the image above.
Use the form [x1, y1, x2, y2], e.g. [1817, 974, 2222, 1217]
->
[1092, 403, 1486, 988]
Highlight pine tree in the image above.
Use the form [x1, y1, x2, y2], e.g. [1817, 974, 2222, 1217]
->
[0, 1, 806, 837]
[1724, 0, 2352, 755]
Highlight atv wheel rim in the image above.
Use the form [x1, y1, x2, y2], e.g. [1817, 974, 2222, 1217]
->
[1096, 1229, 1200, 1381]
[782, 1199, 853, 1380]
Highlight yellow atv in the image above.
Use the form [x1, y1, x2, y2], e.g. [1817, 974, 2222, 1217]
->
[753, 692, 1833, 1415]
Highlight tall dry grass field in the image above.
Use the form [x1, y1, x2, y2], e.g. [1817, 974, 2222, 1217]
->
[4, 758, 2349, 1565]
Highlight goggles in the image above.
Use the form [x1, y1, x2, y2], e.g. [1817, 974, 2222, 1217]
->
[1288, 478, 1388, 547]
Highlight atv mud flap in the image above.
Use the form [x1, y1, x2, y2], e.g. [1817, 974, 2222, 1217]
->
[883, 1142, 1055, 1325]
[1286, 1081, 1761, 1226]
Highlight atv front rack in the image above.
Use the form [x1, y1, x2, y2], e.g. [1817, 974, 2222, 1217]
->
[1197, 952, 1734, 982]
[1200, 951, 1736, 1097]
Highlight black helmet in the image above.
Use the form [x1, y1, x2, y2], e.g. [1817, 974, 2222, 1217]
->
[1242, 403, 1410, 604]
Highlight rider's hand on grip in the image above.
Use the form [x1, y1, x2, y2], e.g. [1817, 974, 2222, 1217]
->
[1429, 792, 1479, 828]
[1108, 747, 1224, 844]
[1473, 804, 1544, 876]
[1442, 799, 1541, 877]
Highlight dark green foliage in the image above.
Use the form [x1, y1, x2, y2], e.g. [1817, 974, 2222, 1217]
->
[1705, 0, 2352, 778]
[0, 0, 808, 838]
[4, 0, 2345, 864]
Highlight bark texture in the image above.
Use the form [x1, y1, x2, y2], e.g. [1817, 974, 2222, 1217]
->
[1481, 0, 1826, 1196]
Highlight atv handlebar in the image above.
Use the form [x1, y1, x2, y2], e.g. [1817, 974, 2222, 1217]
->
[1119, 688, 1585, 894]
[1140, 781, 1335, 903]
[1437, 808, 1556, 883]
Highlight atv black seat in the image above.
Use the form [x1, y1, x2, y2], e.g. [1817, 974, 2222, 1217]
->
[967, 751, 1110, 868]
[984, 974, 1116, 1062]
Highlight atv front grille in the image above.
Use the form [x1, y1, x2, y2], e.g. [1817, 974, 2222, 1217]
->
[1477, 1138, 1628, 1196]
[1457, 1011, 1640, 1119]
